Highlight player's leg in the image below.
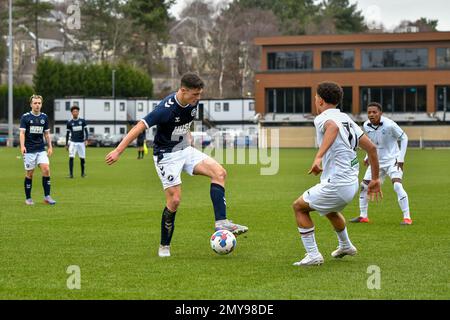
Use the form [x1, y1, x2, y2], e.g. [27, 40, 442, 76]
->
[24, 169, 34, 205]
[192, 153, 248, 235]
[153, 152, 184, 257]
[23, 153, 37, 205]
[392, 178, 412, 225]
[158, 185, 181, 257]
[38, 152, 55, 205]
[351, 166, 387, 223]
[326, 212, 357, 258]
[292, 195, 323, 266]
[78, 143, 86, 177]
[68, 142, 75, 178]
[350, 180, 370, 223]
[351, 165, 372, 223]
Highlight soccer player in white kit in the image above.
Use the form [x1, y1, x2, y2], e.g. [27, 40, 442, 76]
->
[292, 82, 382, 266]
[350, 102, 412, 225]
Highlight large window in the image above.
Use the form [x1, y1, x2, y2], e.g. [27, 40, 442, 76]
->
[436, 48, 450, 68]
[362, 48, 428, 69]
[436, 86, 450, 111]
[322, 50, 354, 69]
[361, 86, 426, 112]
[341, 87, 353, 113]
[267, 51, 313, 70]
[266, 88, 312, 113]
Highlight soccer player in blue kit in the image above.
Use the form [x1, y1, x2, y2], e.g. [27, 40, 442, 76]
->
[105, 73, 248, 257]
[20, 95, 56, 205]
[66, 105, 89, 178]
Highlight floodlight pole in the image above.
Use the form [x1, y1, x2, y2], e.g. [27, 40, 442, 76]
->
[112, 69, 116, 98]
[7, 0, 14, 147]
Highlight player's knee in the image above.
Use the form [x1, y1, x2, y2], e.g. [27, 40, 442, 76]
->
[41, 167, 50, 176]
[169, 196, 181, 210]
[26, 171, 34, 179]
[292, 199, 305, 213]
[214, 167, 227, 182]
[393, 182, 406, 196]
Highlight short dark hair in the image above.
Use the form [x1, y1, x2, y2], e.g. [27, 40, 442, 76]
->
[71, 105, 80, 112]
[367, 102, 383, 112]
[180, 72, 204, 90]
[316, 82, 343, 106]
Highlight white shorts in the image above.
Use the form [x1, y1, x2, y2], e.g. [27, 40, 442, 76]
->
[69, 141, 86, 158]
[23, 151, 49, 171]
[363, 161, 403, 183]
[153, 146, 209, 190]
[302, 181, 359, 216]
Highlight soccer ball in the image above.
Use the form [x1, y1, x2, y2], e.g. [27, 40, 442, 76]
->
[210, 230, 236, 255]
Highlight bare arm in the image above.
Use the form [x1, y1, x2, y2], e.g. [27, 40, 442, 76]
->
[397, 132, 408, 171]
[359, 134, 382, 201]
[309, 120, 339, 175]
[20, 129, 26, 155]
[44, 130, 53, 156]
[105, 121, 147, 165]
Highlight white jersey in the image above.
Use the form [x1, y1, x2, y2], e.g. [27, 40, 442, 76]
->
[314, 108, 364, 186]
[363, 116, 407, 167]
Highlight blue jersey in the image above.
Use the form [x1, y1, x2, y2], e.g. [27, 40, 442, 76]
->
[19, 112, 50, 153]
[66, 118, 88, 143]
[141, 93, 198, 155]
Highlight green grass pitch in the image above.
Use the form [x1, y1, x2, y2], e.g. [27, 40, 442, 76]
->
[0, 147, 449, 299]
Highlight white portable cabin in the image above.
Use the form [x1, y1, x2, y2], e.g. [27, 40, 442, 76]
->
[54, 97, 256, 141]
[54, 98, 128, 137]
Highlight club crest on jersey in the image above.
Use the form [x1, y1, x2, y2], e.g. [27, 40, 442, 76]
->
[191, 108, 197, 117]
[40, 119, 45, 124]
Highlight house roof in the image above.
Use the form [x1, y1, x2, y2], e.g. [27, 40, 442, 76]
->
[254, 32, 450, 46]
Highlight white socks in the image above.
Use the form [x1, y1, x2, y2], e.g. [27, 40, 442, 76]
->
[360, 181, 411, 220]
[393, 182, 411, 219]
[335, 227, 353, 249]
[359, 182, 369, 218]
[298, 226, 320, 256]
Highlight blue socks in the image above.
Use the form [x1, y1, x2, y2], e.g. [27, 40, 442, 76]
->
[24, 177, 32, 199]
[210, 183, 227, 221]
[42, 176, 51, 197]
[161, 207, 176, 246]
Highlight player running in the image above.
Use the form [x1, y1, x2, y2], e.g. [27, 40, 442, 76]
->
[105, 72, 248, 257]
[66, 105, 89, 178]
[20, 94, 56, 205]
[136, 127, 146, 160]
[292, 82, 382, 266]
[350, 102, 412, 225]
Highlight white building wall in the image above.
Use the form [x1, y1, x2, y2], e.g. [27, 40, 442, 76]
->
[204, 99, 255, 121]
[54, 98, 256, 140]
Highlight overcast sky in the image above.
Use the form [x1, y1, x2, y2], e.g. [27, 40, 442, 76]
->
[170, 0, 450, 31]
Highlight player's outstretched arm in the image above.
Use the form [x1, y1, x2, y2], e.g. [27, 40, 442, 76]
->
[359, 135, 382, 201]
[105, 121, 146, 165]
[308, 120, 339, 175]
